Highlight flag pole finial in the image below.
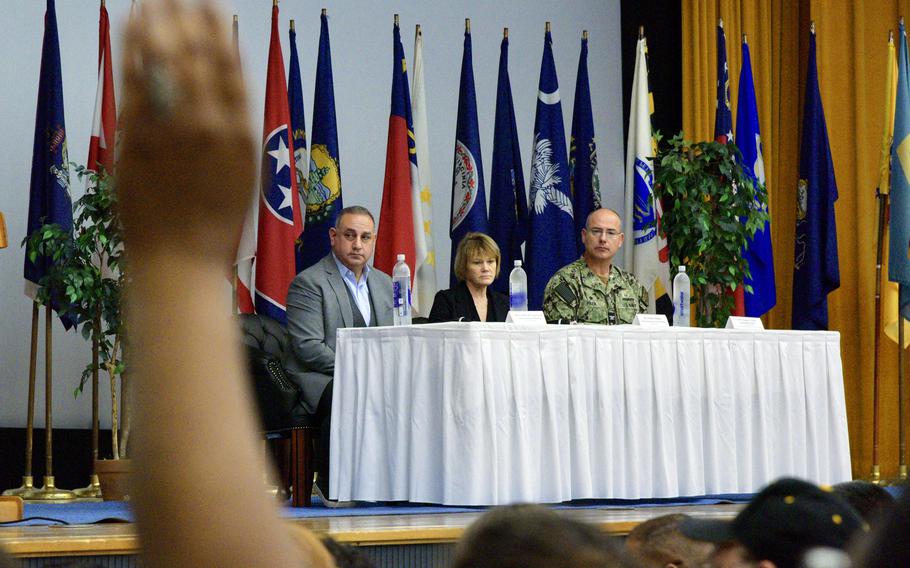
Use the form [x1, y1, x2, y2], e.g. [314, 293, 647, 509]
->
[273, 0, 277, 7]
[810, 20, 815, 34]
[465, 18, 471, 33]
[233, 14, 238, 23]
[638, 25, 644, 39]
[290, 19, 295, 31]
[742, 33, 747, 44]
[719, 18, 724, 28]
[394, 14, 399, 26]
[890, 29, 895, 43]
[416, 24, 421, 36]
[901, 16, 905, 27]
[582, 30, 588, 40]
[546, 21, 551, 33]
[504, 27, 509, 38]
[322, 8, 327, 16]
[101, 0, 105, 7]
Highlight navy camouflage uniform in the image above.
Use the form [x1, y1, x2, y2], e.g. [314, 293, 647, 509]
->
[542, 258, 648, 324]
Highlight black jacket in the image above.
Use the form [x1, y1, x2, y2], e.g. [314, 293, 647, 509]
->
[427, 281, 510, 323]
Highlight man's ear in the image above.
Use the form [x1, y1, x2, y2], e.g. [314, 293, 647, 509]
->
[328, 227, 336, 245]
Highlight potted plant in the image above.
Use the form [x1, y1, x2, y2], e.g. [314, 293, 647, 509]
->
[25, 165, 130, 499]
[652, 133, 770, 327]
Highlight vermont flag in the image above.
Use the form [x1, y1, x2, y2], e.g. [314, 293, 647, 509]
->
[569, 33, 600, 256]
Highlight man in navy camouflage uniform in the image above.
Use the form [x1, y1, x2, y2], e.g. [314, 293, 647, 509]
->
[543, 208, 648, 324]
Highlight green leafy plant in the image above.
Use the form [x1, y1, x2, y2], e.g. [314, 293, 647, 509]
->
[652, 133, 770, 327]
[25, 165, 129, 459]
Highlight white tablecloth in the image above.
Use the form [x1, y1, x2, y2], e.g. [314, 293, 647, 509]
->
[329, 322, 851, 505]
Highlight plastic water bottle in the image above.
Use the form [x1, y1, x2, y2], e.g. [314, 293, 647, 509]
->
[509, 260, 528, 311]
[392, 254, 412, 326]
[672, 266, 691, 327]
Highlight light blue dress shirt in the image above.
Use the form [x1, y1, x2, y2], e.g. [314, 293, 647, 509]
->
[332, 253, 372, 326]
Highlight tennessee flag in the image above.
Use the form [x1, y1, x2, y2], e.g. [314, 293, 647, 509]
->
[254, 3, 304, 324]
[86, 1, 115, 174]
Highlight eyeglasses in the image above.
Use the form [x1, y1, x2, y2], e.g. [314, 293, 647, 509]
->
[588, 228, 622, 239]
[341, 230, 374, 243]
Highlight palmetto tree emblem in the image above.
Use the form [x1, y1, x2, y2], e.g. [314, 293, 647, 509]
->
[530, 134, 573, 217]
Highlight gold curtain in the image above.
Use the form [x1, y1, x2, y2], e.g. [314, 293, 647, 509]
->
[682, 0, 910, 478]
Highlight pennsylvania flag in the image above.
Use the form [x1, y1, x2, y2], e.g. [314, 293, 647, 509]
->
[792, 25, 840, 330]
[288, 19, 308, 272]
[375, 19, 418, 293]
[300, 10, 343, 271]
[24, 0, 74, 330]
[889, 22, 910, 331]
[254, 3, 304, 324]
[488, 31, 528, 296]
[736, 38, 776, 317]
[569, 32, 600, 256]
[450, 21, 488, 286]
[526, 26, 575, 310]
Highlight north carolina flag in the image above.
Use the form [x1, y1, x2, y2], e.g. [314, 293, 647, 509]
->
[254, 3, 304, 324]
[375, 19, 417, 289]
[86, 1, 115, 175]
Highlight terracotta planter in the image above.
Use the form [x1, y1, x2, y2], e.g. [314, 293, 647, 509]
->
[94, 459, 132, 501]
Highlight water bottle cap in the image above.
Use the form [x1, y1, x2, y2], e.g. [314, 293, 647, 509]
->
[514, 260, 522, 267]
[678, 266, 686, 272]
[397, 254, 405, 261]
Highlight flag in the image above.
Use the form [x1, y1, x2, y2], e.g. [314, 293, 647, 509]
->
[288, 19, 308, 272]
[450, 23, 488, 286]
[86, 1, 116, 175]
[569, 33, 600, 256]
[299, 11, 343, 271]
[253, 3, 304, 324]
[736, 39, 776, 318]
[488, 32, 528, 296]
[375, 19, 417, 295]
[525, 28, 575, 310]
[714, 19, 745, 316]
[792, 25, 839, 330]
[623, 35, 671, 315]
[24, 0, 74, 327]
[880, 30, 910, 345]
[889, 22, 910, 334]
[234, 13, 257, 314]
[410, 25, 438, 316]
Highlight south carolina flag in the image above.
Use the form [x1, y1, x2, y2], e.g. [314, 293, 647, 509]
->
[254, 3, 304, 324]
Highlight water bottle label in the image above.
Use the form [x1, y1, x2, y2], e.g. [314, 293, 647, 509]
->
[393, 281, 403, 309]
[677, 292, 687, 317]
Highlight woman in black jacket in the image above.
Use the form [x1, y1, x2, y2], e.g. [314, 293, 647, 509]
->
[429, 232, 510, 322]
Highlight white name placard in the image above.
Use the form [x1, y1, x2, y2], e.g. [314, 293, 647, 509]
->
[725, 316, 765, 330]
[633, 314, 671, 328]
[506, 311, 548, 326]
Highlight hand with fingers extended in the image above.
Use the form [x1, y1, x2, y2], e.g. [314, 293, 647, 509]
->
[117, 0, 254, 267]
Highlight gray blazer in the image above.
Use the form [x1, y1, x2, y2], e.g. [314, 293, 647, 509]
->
[284, 254, 393, 412]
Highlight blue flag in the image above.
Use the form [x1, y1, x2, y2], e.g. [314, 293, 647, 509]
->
[450, 26, 488, 286]
[526, 29, 575, 310]
[792, 28, 839, 330]
[488, 34, 528, 296]
[299, 11, 343, 271]
[24, 0, 74, 327]
[288, 21, 308, 273]
[736, 40, 776, 317]
[889, 22, 910, 320]
[714, 21, 733, 144]
[570, 34, 600, 256]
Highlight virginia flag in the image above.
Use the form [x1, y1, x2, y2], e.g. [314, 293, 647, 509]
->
[411, 25, 438, 316]
[253, 3, 304, 324]
[570, 33, 600, 256]
[889, 22, 910, 332]
[623, 35, 671, 316]
[288, 19, 308, 273]
[375, 19, 417, 293]
[792, 25, 840, 330]
[526, 27, 575, 310]
[488, 31, 528, 296]
[880, 30, 910, 345]
[86, 1, 115, 175]
[299, 11, 343, 271]
[24, 0, 74, 327]
[736, 39, 776, 318]
[450, 22, 488, 286]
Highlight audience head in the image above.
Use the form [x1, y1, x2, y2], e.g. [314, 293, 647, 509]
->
[681, 478, 865, 568]
[852, 485, 910, 567]
[582, 208, 624, 264]
[453, 232, 501, 287]
[452, 504, 638, 568]
[329, 206, 376, 275]
[625, 513, 714, 568]
[831, 480, 894, 527]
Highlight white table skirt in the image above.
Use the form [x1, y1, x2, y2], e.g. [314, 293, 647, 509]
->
[329, 323, 852, 505]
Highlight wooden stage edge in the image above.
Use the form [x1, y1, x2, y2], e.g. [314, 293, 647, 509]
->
[0, 504, 742, 558]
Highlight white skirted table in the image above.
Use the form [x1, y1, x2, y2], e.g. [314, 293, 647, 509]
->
[329, 322, 852, 505]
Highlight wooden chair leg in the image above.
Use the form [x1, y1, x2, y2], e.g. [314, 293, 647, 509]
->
[272, 436, 291, 501]
[290, 429, 314, 507]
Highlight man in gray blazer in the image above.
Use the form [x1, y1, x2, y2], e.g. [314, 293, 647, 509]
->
[284, 205, 393, 503]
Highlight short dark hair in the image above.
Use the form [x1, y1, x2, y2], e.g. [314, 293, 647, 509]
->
[626, 513, 714, 568]
[334, 205, 375, 228]
[832, 481, 895, 526]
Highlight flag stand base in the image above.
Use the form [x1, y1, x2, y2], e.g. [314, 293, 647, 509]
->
[26, 476, 76, 501]
[1, 476, 36, 498]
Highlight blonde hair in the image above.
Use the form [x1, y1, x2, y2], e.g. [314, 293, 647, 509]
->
[453, 232, 501, 282]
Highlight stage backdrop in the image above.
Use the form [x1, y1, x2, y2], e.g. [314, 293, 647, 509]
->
[0, 1, 623, 428]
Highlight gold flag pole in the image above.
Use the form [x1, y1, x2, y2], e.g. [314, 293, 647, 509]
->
[466, 18, 471, 33]
[583, 30, 588, 41]
[3, 303, 39, 498]
[394, 14, 399, 26]
[503, 27, 508, 39]
[545, 21, 551, 33]
[29, 307, 75, 501]
[74, 312, 102, 498]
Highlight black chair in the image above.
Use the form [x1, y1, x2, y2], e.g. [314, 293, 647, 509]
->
[239, 313, 316, 507]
